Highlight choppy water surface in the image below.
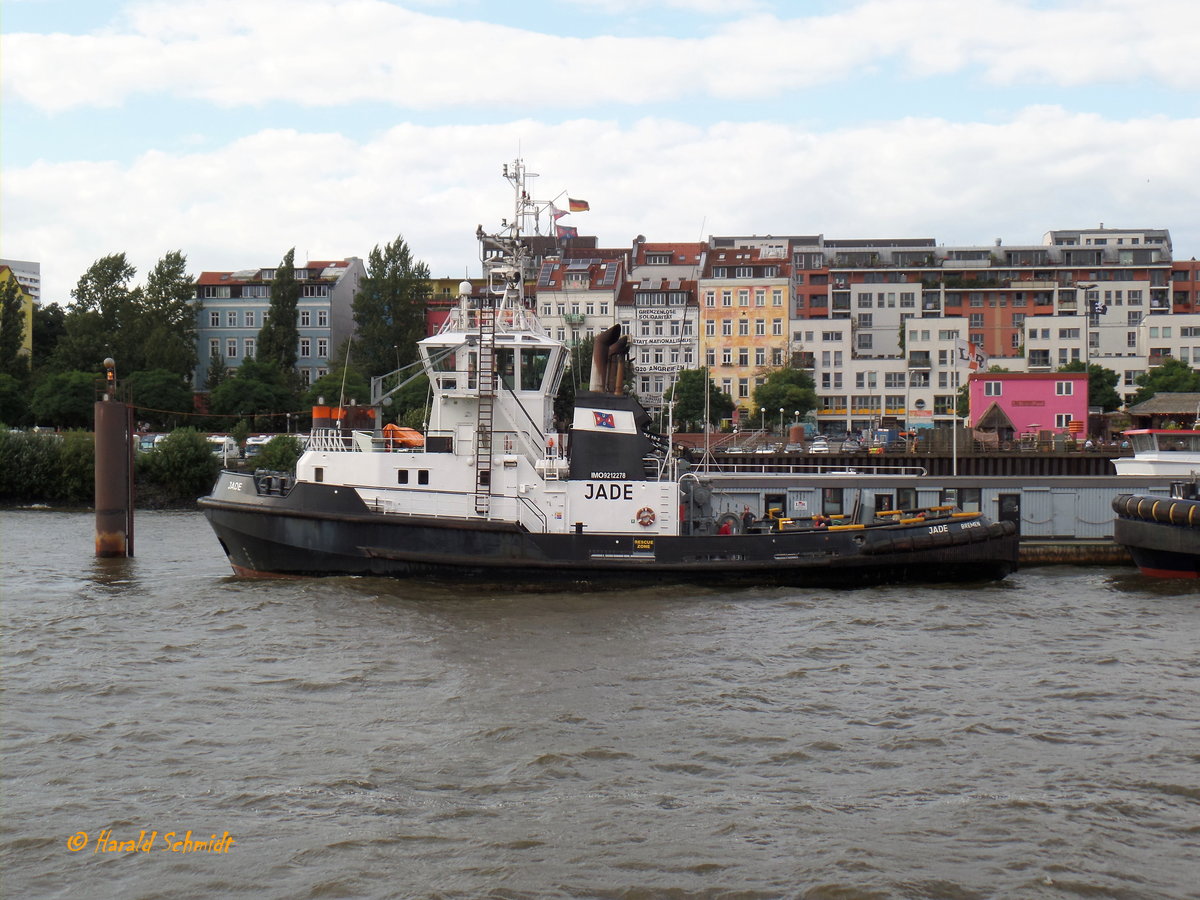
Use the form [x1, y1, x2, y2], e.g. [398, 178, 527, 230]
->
[2, 509, 1197, 899]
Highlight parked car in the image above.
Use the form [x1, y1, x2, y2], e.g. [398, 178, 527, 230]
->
[808, 438, 830, 454]
[784, 443, 805, 453]
[840, 438, 863, 452]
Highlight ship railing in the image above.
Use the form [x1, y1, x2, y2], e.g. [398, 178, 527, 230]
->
[690, 460, 929, 477]
[515, 494, 549, 532]
[306, 429, 378, 453]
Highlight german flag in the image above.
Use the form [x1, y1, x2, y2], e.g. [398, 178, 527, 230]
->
[568, 198, 589, 212]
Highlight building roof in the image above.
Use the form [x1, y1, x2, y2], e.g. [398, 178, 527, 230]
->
[632, 241, 706, 266]
[968, 371, 1087, 382]
[1126, 392, 1200, 415]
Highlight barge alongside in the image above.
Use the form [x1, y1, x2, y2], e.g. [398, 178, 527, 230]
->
[200, 160, 1019, 589]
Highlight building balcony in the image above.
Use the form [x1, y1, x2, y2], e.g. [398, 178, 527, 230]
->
[562, 313, 585, 325]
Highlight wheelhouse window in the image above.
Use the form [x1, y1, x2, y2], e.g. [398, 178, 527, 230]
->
[521, 348, 553, 391]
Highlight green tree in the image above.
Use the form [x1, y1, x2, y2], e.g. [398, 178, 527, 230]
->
[752, 368, 818, 424]
[231, 418, 251, 450]
[126, 369, 195, 431]
[257, 248, 299, 373]
[1131, 357, 1200, 405]
[0, 276, 28, 377]
[256, 434, 304, 473]
[53, 254, 138, 372]
[31, 302, 67, 372]
[0, 373, 30, 426]
[1058, 361, 1122, 412]
[665, 368, 734, 430]
[208, 357, 296, 430]
[136, 251, 199, 379]
[141, 427, 220, 499]
[56, 430, 95, 504]
[205, 348, 228, 392]
[302, 366, 371, 408]
[30, 370, 100, 429]
[352, 234, 431, 377]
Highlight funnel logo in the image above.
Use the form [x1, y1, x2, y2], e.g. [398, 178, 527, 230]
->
[593, 412, 616, 429]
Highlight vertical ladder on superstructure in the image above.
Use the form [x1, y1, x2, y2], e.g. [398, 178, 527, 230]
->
[474, 301, 497, 515]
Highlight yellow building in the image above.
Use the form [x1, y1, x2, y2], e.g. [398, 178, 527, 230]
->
[698, 243, 791, 416]
[0, 265, 34, 357]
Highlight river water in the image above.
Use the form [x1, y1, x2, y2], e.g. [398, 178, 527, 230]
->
[2, 509, 1197, 899]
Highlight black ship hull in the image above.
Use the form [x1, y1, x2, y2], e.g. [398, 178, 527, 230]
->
[200, 480, 1019, 590]
[1113, 494, 1200, 579]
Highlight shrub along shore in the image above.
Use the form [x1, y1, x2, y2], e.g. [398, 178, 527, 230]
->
[0, 429, 302, 509]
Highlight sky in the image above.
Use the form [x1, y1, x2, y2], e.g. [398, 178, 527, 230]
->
[3, 0, 1199, 305]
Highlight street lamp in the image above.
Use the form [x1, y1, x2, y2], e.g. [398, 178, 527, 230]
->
[760, 408, 766, 435]
[778, 408, 784, 435]
[1076, 283, 1098, 367]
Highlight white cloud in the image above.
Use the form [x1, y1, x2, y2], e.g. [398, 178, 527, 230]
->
[4, 0, 1197, 112]
[5, 109, 1197, 305]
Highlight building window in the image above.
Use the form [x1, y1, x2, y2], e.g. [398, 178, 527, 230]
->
[226, 338, 237, 358]
[1055, 413, 1071, 428]
[300, 310, 311, 327]
[209, 339, 219, 358]
[209, 311, 220, 327]
[984, 381, 1001, 396]
[1056, 381, 1073, 396]
[317, 310, 328, 327]
[245, 311, 256, 328]
[244, 338, 255, 358]
[317, 338, 328, 358]
[226, 311, 237, 326]
[299, 338, 311, 358]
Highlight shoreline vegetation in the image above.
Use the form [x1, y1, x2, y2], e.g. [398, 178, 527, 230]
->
[0, 429, 301, 510]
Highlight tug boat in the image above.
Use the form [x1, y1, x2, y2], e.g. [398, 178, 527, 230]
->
[1112, 429, 1200, 578]
[199, 161, 1019, 589]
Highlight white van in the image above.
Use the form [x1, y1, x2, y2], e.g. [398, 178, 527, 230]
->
[207, 435, 241, 460]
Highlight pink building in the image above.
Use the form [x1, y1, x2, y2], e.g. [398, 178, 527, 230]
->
[968, 372, 1089, 440]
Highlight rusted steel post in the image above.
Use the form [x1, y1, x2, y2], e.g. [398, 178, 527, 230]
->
[95, 358, 134, 557]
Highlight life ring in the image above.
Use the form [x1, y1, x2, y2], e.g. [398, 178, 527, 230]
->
[636, 507, 656, 527]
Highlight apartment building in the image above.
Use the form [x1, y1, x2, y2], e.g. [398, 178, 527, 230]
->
[533, 250, 624, 347]
[0, 264, 35, 357]
[194, 257, 366, 389]
[614, 278, 698, 420]
[0, 259, 41, 306]
[700, 237, 793, 407]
